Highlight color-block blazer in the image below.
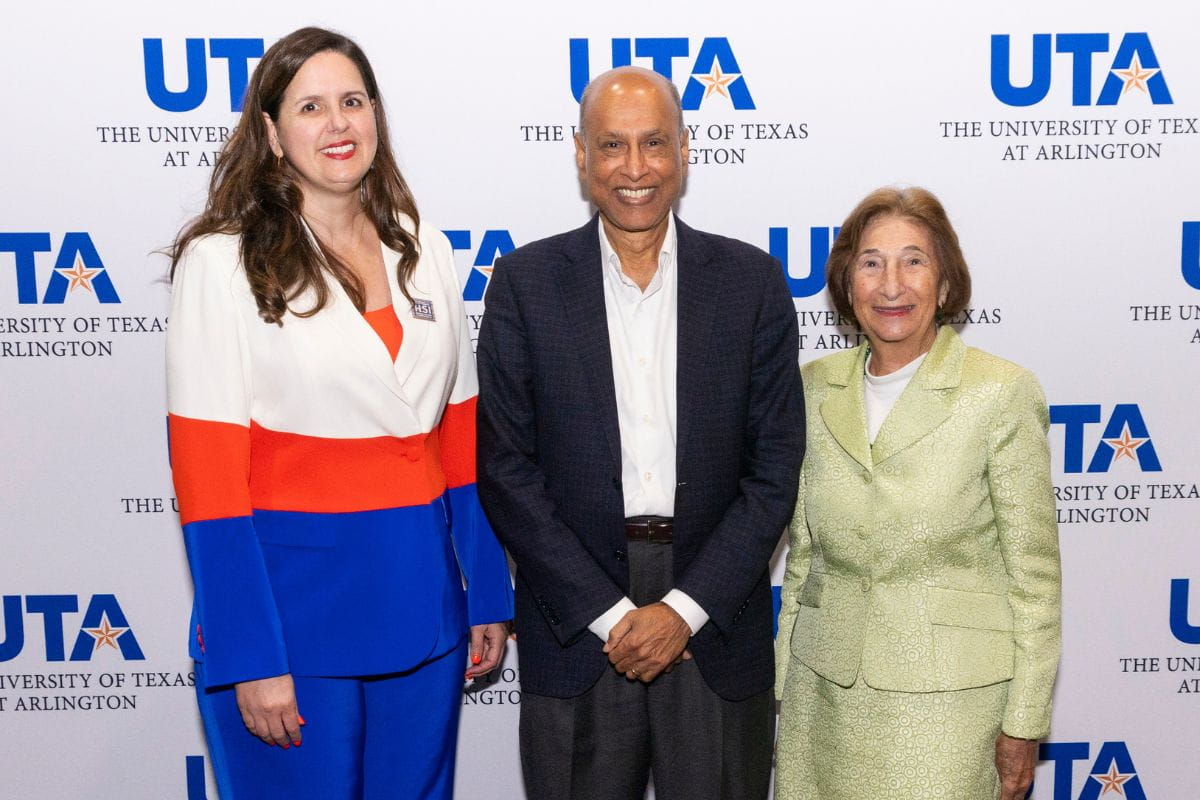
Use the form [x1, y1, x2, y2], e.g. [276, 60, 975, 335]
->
[166, 219, 513, 689]
[477, 214, 804, 701]
[775, 326, 1061, 738]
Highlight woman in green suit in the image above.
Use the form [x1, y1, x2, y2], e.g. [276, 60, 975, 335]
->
[774, 187, 1061, 800]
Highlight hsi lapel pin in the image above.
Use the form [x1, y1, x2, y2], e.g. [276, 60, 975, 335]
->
[411, 298, 436, 322]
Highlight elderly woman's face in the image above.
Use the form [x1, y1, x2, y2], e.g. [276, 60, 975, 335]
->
[263, 50, 378, 205]
[849, 215, 945, 362]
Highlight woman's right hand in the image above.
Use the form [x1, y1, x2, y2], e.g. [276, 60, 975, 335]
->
[995, 733, 1037, 800]
[234, 674, 303, 748]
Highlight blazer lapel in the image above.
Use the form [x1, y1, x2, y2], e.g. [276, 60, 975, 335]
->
[296, 219, 412, 404]
[320, 267, 410, 403]
[674, 216, 719, 466]
[869, 326, 964, 465]
[558, 215, 622, 473]
[385, 240, 432, 390]
[818, 346, 873, 473]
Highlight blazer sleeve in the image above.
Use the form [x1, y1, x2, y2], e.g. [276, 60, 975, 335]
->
[988, 370, 1062, 739]
[166, 237, 289, 688]
[774, 467, 811, 700]
[476, 254, 628, 645]
[674, 261, 805, 633]
[429, 231, 514, 627]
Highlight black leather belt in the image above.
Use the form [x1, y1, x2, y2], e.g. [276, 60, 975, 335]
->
[624, 516, 674, 543]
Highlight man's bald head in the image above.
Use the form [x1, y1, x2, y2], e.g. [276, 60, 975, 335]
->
[572, 64, 689, 244]
[577, 66, 684, 139]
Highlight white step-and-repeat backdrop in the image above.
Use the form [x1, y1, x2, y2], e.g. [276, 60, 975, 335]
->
[2, 1, 1197, 797]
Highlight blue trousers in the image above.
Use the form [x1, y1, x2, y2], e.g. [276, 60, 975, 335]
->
[195, 637, 467, 799]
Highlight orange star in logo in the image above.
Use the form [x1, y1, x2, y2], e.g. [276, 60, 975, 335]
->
[56, 256, 101, 293]
[84, 614, 127, 652]
[698, 66, 736, 100]
[1105, 429, 1146, 461]
[1113, 53, 1159, 95]
[1091, 762, 1133, 795]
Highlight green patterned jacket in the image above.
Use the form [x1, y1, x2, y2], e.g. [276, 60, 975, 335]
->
[775, 325, 1062, 739]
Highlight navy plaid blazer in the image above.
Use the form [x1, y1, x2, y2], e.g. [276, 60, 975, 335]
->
[477, 214, 804, 700]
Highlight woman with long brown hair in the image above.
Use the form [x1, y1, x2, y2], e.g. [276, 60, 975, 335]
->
[166, 27, 512, 799]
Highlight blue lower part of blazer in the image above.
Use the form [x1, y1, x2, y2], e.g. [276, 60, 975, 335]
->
[185, 487, 513, 688]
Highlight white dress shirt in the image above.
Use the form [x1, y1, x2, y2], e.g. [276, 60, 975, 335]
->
[587, 216, 709, 642]
[864, 351, 927, 444]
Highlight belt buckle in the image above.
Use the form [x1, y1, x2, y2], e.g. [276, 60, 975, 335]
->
[626, 516, 673, 544]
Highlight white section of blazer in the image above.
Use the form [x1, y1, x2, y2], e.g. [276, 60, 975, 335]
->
[166, 217, 476, 439]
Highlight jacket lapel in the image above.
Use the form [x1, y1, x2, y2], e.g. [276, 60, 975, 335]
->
[868, 326, 964, 465]
[558, 215, 622, 473]
[321, 264, 410, 403]
[674, 217, 718, 466]
[297, 220, 416, 405]
[385, 240, 432, 391]
[818, 346, 873, 473]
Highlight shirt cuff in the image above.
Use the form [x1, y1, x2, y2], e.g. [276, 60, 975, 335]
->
[588, 597, 638, 642]
[662, 589, 709, 635]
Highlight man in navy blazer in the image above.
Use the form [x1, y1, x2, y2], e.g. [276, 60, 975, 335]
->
[477, 67, 803, 799]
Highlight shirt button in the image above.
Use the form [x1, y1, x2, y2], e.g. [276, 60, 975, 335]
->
[638, 357, 647, 367]
[860, 577, 871, 592]
[644, 472, 652, 482]
[642, 414, 651, 423]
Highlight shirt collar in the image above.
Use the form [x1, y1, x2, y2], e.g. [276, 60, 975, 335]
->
[599, 214, 677, 289]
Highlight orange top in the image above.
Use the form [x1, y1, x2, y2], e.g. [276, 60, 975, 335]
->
[363, 305, 404, 361]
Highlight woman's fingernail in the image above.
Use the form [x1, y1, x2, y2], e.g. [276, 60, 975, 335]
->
[471, 652, 482, 665]
[293, 739, 302, 747]
[298, 715, 307, 726]
[267, 741, 276, 747]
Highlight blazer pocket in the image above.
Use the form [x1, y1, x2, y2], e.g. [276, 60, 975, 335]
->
[927, 586, 1015, 688]
[789, 573, 866, 688]
[927, 587, 1013, 631]
[253, 510, 337, 549]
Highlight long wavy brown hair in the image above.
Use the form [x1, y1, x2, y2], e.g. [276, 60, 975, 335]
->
[170, 27, 420, 325]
